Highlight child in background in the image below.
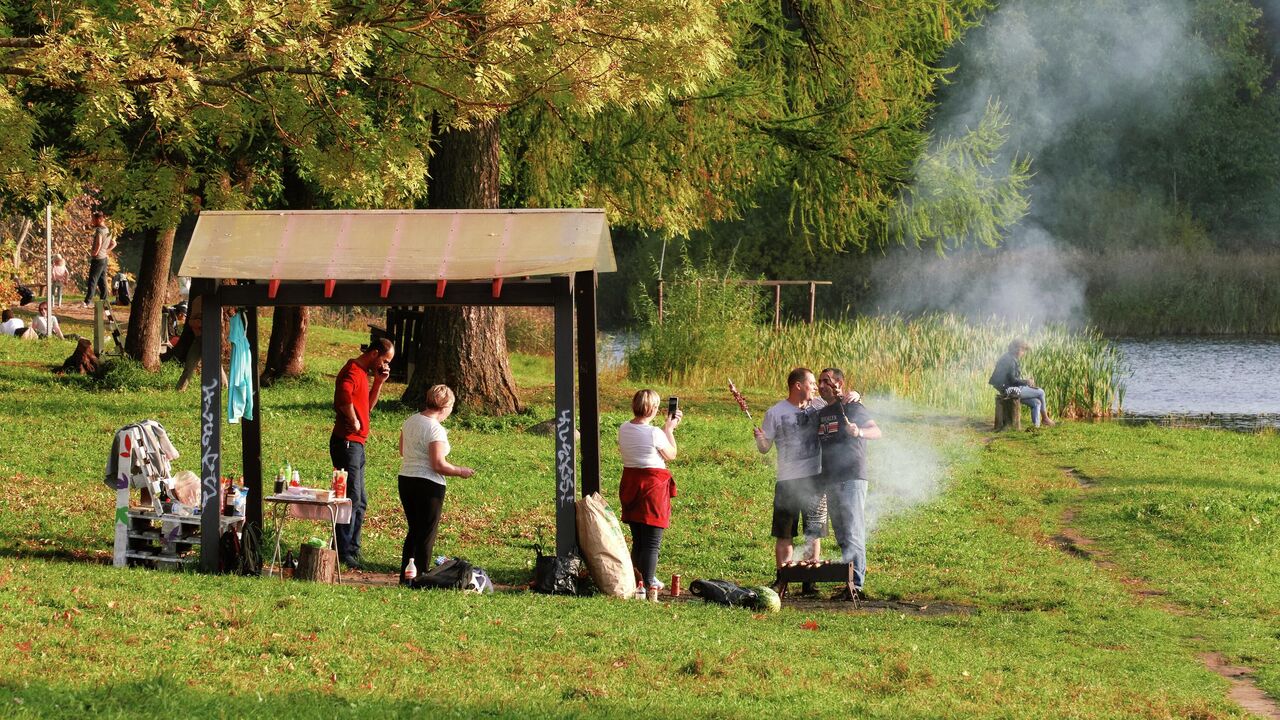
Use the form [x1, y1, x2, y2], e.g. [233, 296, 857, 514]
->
[50, 255, 69, 307]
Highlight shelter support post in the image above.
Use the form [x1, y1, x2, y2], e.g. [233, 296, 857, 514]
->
[242, 303, 264, 572]
[575, 271, 600, 497]
[197, 280, 224, 573]
[552, 276, 577, 557]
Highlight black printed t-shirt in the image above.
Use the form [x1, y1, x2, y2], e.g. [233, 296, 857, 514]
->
[816, 401, 873, 480]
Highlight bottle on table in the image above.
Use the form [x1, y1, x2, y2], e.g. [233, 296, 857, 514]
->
[289, 470, 301, 489]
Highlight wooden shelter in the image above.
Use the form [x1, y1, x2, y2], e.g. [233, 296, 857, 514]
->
[178, 209, 615, 573]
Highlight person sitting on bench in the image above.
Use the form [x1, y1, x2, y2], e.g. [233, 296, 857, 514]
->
[989, 338, 1055, 428]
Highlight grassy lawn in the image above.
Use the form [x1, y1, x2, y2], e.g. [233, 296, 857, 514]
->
[0, 314, 1274, 717]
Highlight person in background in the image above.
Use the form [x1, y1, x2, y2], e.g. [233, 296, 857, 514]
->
[175, 295, 227, 391]
[989, 338, 1056, 428]
[331, 337, 394, 570]
[50, 255, 69, 307]
[1, 309, 24, 336]
[31, 301, 64, 340]
[618, 389, 682, 601]
[83, 211, 115, 307]
[397, 384, 475, 585]
[815, 367, 881, 600]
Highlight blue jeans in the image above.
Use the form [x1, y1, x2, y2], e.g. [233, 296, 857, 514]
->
[1014, 386, 1046, 426]
[826, 475, 867, 589]
[329, 435, 367, 563]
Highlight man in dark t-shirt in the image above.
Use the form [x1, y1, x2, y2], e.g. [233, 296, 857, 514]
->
[816, 367, 881, 598]
[331, 338, 394, 569]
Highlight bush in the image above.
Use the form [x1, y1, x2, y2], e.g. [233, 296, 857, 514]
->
[626, 250, 764, 381]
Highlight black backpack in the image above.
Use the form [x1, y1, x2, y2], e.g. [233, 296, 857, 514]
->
[689, 579, 759, 608]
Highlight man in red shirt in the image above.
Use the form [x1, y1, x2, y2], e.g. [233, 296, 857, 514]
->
[331, 338, 394, 569]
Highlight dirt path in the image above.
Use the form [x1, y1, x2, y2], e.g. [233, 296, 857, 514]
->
[1051, 466, 1280, 719]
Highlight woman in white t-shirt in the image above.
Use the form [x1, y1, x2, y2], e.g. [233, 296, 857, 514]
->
[618, 389, 682, 601]
[398, 384, 475, 585]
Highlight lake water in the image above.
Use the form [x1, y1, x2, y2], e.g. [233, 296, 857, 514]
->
[1113, 338, 1280, 431]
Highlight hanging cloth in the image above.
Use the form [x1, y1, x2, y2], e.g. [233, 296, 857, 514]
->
[227, 310, 254, 423]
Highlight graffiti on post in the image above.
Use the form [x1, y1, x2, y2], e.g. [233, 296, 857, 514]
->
[200, 378, 220, 507]
[555, 408, 574, 506]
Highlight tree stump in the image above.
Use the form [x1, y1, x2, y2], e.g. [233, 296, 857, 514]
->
[296, 545, 338, 583]
[994, 395, 1022, 431]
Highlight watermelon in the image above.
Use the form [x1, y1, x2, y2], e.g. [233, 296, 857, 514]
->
[751, 586, 781, 613]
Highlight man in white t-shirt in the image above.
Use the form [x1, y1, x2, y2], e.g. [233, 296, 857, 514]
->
[754, 367, 827, 572]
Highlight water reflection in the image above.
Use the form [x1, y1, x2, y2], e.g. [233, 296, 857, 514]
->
[1114, 338, 1280, 431]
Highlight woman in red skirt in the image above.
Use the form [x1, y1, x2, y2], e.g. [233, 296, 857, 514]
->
[618, 389, 682, 601]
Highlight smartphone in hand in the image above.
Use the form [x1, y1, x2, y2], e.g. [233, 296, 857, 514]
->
[668, 396, 679, 417]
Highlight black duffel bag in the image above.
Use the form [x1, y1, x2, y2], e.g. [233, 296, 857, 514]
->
[411, 557, 474, 590]
[690, 579, 759, 608]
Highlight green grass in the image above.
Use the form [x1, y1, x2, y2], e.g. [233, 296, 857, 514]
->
[0, 316, 1274, 717]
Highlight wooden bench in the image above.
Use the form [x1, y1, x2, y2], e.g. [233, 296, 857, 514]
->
[994, 394, 1022, 431]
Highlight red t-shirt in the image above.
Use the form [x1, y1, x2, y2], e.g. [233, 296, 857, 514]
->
[333, 360, 370, 443]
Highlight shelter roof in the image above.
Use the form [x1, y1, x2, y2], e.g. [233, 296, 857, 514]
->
[178, 209, 614, 281]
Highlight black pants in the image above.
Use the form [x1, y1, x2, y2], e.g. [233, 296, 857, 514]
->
[628, 522, 665, 587]
[85, 257, 108, 303]
[399, 476, 446, 582]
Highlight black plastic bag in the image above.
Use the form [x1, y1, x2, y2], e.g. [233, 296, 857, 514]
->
[532, 544, 580, 595]
[690, 579, 759, 608]
[411, 557, 474, 590]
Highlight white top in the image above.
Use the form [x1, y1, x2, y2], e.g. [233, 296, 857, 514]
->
[31, 314, 60, 337]
[0, 318, 24, 336]
[617, 421, 672, 469]
[761, 398, 826, 481]
[400, 413, 449, 486]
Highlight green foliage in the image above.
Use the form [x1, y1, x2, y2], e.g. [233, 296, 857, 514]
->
[894, 102, 1031, 252]
[626, 250, 764, 381]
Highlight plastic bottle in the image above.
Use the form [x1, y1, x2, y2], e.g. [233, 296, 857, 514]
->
[289, 470, 301, 488]
[404, 557, 418, 582]
[273, 469, 285, 495]
[332, 469, 346, 499]
[634, 582, 647, 600]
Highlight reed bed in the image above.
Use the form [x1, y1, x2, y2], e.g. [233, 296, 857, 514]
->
[629, 313, 1126, 418]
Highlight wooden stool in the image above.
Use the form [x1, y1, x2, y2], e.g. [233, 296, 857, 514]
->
[994, 394, 1022, 431]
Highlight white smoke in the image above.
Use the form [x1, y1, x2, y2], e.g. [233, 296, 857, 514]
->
[862, 397, 946, 533]
[873, 0, 1221, 325]
[873, 223, 1086, 326]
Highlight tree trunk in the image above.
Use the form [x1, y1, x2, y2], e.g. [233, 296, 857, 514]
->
[262, 154, 315, 383]
[126, 226, 175, 370]
[402, 117, 522, 415]
[262, 306, 308, 385]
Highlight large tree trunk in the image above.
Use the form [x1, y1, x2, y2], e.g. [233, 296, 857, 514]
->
[262, 155, 314, 382]
[402, 117, 522, 415]
[261, 306, 308, 385]
[125, 226, 175, 370]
